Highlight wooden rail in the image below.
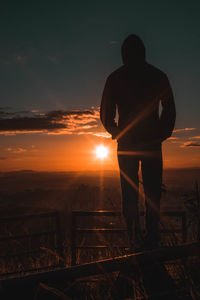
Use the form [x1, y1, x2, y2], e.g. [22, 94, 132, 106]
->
[0, 211, 195, 299]
[0, 242, 199, 287]
[71, 210, 187, 265]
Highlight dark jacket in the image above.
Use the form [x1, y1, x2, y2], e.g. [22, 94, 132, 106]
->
[100, 63, 176, 149]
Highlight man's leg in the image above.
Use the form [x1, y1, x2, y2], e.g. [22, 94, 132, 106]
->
[117, 152, 141, 248]
[141, 148, 163, 247]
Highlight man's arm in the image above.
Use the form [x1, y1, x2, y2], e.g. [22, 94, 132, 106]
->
[100, 76, 118, 139]
[159, 75, 176, 141]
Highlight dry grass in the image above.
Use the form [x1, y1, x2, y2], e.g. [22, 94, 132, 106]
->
[1, 182, 200, 299]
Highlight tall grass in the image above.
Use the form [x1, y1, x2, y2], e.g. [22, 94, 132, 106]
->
[1, 182, 200, 299]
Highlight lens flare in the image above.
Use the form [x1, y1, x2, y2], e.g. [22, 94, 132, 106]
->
[95, 145, 109, 159]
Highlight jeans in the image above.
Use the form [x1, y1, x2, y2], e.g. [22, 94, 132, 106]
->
[117, 144, 163, 246]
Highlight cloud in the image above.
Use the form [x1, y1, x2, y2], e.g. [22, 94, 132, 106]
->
[0, 110, 33, 119]
[168, 136, 181, 143]
[189, 136, 200, 140]
[181, 141, 200, 147]
[0, 107, 11, 110]
[174, 128, 196, 133]
[5, 146, 38, 154]
[0, 108, 103, 137]
[7, 147, 27, 153]
[93, 132, 111, 138]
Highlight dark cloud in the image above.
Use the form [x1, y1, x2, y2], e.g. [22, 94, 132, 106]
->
[0, 111, 30, 118]
[0, 117, 65, 131]
[174, 128, 196, 133]
[182, 142, 200, 147]
[0, 108, 100, 135]
[0, 107, 11, 111]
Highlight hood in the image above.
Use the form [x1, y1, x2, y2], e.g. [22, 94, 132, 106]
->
[121, 34, 146, 67]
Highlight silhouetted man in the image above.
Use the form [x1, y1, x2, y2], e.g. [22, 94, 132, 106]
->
[100, 35, 176, 250]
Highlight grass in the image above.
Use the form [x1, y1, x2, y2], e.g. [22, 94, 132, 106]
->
[1, 183, 200, 299]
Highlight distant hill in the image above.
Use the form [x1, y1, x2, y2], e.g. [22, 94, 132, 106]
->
[0, 168, 199, 193]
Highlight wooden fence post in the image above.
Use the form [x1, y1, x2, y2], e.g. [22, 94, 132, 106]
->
[182, 212, 187, 243]
[55, 212, 64, 267]
[71, 212, 76, 266]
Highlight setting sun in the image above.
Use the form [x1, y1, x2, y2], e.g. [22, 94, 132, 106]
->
[95, 145, 109, 159]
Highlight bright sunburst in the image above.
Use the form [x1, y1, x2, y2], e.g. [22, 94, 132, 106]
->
[95, 145, 109, 159]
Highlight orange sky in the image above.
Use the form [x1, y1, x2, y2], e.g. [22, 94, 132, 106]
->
[0, 108, 200, 171]
[0, 121, 200, 172]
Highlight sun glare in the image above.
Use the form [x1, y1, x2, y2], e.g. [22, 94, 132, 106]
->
[95, 145, 109, 159]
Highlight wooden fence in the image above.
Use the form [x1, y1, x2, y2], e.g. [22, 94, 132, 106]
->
[0, 209, 188, 272]
[70, 210, 187, 265]
[0, 242, 199, 299]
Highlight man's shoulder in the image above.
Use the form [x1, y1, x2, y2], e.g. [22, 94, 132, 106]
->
[105, 63, 169, 85]
[106, 66, 125, 81]
[146, 63, 168, 80]
[108, 64, 167, 78]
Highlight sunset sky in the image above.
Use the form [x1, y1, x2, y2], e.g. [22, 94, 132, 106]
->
[0, 1, 200, 171]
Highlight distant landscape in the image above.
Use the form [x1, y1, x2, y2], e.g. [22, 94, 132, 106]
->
[0, 168, 200, 217]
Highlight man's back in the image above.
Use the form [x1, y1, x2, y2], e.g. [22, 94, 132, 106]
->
[100, 39, 176, 149]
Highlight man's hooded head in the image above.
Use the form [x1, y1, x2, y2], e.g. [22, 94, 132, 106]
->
[121, 34, 146, 66]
